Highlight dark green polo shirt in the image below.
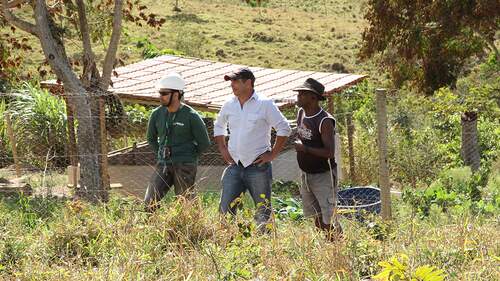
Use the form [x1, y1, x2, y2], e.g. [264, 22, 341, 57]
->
[147, 104, 211, 165]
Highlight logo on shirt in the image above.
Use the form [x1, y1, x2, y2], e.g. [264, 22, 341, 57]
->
[173, 122, 185, 126]
[297, 124, 312, 140]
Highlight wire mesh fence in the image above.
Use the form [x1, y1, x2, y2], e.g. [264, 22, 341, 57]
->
[0, 88, 394, 220]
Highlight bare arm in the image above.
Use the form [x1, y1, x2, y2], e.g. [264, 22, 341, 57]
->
[215, 135, 235, 164]
[254, 100, 291, 164]
[254, 135, 288, 164]
[295, 119, 335, 159]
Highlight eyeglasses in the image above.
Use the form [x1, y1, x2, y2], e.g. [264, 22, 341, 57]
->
[159, 91, 175, 96]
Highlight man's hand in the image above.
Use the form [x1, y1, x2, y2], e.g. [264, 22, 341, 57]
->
[221, 147, 235, 164]
[294, 140, 306, 152]
[215, 135, 235, 164]
[253, 151, 274, 165]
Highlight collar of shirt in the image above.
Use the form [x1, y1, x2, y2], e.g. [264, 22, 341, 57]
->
[230, 90, 258, 105]
[214, 91, 291, 168]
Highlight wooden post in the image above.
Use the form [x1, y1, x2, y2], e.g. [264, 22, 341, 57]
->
[4, 112, 21, 178]
[99, 96, 110, 189]
[376, 88, 391, 220]
[327, 95, 334, 115]
[65, 97, 79, 188]
[346, 112, 355, 182]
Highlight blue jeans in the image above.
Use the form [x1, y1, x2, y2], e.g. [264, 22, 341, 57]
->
[219, 162, 273, 225]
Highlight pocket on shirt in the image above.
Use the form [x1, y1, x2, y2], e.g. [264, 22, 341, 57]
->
[247, 113, 262, 125]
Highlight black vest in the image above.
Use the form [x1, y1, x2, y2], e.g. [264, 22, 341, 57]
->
[296, 108, 336, 174]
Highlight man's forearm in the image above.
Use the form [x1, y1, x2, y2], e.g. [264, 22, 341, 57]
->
[215, 135, 227, 152]
[271, 136, 288, 158]
[304, 146, 334, 159]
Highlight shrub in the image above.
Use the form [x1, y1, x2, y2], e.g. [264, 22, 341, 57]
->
[8, 83, 68, 168]
[173, 24, 207, 58]
[373, 254, 446, 281]
[402, 166, 499, 216]
[135, 37, 184, 59]
[0, 99, 10, 168]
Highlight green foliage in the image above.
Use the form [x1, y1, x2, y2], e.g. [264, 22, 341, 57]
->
[270, 181, 303, 221]
[8, 84, 68, 168]
[0, 238, 25, 275]
[0, 100, 10, 168]
[173, 24, 208, 58]
[135, 24, 207, 59]
[135, 37, 185, 59]
[272, 180, 300, 197]
[373, 254, 445, 281]
[0, 191, 498, 279]
[243, 0, 268, 8]
[272, 197, 303, 221]
[346, 233, 383, 277]
[123, 103, 152, 134]
[386, 56, 499, 185]
[403, 166, 499, 217]
[429, 55, 500, 169]
[361, 0, 499, 94]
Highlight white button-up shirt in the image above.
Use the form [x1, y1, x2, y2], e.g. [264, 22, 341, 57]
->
[214, 92, 291, 167]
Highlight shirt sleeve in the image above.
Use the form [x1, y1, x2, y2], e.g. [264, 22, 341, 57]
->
[266, 100, 291, 137]
[146, 110, 159, 154]
[191, 112, 211, 155]
[213, 103, 229, 137]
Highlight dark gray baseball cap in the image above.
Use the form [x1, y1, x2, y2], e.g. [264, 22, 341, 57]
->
[224, 67, 256, 82]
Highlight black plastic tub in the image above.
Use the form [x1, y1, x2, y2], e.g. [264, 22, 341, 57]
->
[337, 186, 381, 220]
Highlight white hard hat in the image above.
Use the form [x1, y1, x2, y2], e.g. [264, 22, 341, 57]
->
[156, 72, 185, 91]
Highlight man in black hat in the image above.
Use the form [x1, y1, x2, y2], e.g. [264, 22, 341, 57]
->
[214, 67, 291, 231]
[293, 78, 342, 240]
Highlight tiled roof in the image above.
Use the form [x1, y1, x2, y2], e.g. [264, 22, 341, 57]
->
[43, 55, 366, 110]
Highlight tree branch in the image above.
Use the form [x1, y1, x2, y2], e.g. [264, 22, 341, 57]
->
[99, 0, 123, 90]
[76, 0, 100, 86]
[34, 0, 81, 92]
[1, 0, 38, 36]
[483, 38, 499, 60]
[470, 27, 500, 60]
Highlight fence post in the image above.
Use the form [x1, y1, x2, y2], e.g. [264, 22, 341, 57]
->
[64, 96, 79, 188]
[346, 112, 355, 182]
[328, 96, 334, 115]
[376, 88, 391, 220]
[99, 96, 110, 189]
[4, 112, 21, 178]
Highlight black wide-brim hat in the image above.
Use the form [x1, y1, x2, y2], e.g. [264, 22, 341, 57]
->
[292, 78, 326, 100]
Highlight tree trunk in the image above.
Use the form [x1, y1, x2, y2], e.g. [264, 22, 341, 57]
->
[461, 111, 480, 172]
[34, 0, 107, 202]
[71, 91, 107, 202]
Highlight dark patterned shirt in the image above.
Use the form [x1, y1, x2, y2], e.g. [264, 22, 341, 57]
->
[296, 108, 336, 174]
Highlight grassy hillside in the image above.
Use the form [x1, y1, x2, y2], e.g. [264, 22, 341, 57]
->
[5, 0, 374, 84]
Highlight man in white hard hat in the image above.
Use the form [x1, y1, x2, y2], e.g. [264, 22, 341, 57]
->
[145, 72, 211, 212]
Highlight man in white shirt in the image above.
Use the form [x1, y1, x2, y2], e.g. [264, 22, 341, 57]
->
[214, 68, 291, 230]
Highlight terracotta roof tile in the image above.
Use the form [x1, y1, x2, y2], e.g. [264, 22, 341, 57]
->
[43, 55, 366, 109]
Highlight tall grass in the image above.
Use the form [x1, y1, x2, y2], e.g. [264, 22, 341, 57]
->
[0, 191, 498, 280]
[8, 83, 67, 169]
[0, 99, 10, 168]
